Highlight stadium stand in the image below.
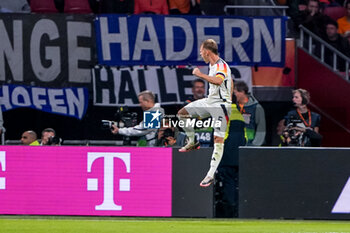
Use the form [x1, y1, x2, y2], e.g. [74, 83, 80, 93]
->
[299, 25, 350, 146]
[299, 25, 349, 78]
[323, 5, 347, 20]
[64, 0, 92, 14]
[30, 0, 58, 13]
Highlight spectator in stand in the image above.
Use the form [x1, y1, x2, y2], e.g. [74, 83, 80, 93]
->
[100, 0, 134, 14]
[337, 1, 350, 38]
[21, 130, 40, 146]
[287, 0, 307, 20]
[323, 20, 350, 70]
[0, 0, 30, 13]
[134, 0, 169, 14]
[184, 79, 205, 105]
[295, 0, 331, 37]
[286, 0, 308, 36]
[200, 0, 226, 15]
[169, 0, 190, 14]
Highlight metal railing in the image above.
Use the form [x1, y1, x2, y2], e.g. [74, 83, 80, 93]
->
[63, 140, 138, 146]
[299, 25, 350, 81]
[224, 5, 289, 16]
[5, 140, 138, 146]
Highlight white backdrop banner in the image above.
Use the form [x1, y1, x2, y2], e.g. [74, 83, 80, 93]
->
[93, 66, 252, 106]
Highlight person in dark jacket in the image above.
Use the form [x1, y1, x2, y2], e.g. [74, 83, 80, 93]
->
[233, 81, 266, 146]
[322, 20, 350, 71]
[215, 102, 246, 218]
[282, 89, 322, 147]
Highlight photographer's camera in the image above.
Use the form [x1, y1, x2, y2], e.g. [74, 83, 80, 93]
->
[282, 116, 304, 146]
[47, 136, 62, 145]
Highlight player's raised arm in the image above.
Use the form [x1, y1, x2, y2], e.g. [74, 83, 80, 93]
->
[192, 67, 223, 85]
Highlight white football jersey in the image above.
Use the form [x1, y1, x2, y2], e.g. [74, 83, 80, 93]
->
[207, 58, 232, 103]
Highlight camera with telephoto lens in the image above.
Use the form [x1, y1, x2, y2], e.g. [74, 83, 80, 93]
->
[159, 128, 176, 146]
[282, 115, 304, 146]
[47, 136, 62, 145]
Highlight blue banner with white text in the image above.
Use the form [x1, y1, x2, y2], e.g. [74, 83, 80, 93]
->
[95, 15, 286, 67]
[0, 85, 89, 119]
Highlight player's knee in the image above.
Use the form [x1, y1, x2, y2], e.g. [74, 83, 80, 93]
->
[214, 136, 224, 143]
[177, 108, 188, 117]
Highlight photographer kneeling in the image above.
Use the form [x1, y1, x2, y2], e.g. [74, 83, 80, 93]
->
[111, 90, 164, 147]
[282, 89, 322, 147]
[156, 118, 187, 147]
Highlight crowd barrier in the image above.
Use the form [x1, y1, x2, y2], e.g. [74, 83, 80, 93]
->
[239, 147, 350, 220]
[0, 146, 213, 217]
[3, 145, 349, 219]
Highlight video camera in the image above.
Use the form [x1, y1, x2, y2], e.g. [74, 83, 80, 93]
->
[101, 106, 138, 146]
[101, 120, 117, 130]
[101, 106, 138, 130]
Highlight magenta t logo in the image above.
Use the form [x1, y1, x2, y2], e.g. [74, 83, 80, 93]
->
[0, 151, 5, 190]
[87, 152, 130, 211]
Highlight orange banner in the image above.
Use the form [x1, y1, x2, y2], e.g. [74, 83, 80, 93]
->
[252, 39, 295, 87]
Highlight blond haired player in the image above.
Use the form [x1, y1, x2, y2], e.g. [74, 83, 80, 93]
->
[177, 39, 232, 187]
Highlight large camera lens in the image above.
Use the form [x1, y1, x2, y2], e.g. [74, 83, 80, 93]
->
[47, 136, 61, 145]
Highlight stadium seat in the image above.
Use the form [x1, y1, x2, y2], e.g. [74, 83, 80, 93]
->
[275, 0, 287, 5]
[30, 0, 58, 13]
[298, 4, 307, 11]
[319, 0, 330, 4]
[323, 6, 347, 21]
[64, 0, 92, 14]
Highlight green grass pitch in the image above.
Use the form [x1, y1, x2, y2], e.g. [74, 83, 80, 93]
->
[1, 216, 350, 233]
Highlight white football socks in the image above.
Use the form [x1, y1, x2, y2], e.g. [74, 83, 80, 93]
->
[178, 115, 195, 144]
[206, 142, 224, 178]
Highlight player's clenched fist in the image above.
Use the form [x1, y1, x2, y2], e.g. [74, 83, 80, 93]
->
[192, 67, 201, 77]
